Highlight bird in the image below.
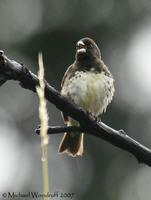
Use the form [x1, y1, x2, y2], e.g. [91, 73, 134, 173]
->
[58, 37, 114, 157]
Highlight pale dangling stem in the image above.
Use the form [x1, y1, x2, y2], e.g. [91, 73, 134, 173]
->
[36, 53, 50, 200]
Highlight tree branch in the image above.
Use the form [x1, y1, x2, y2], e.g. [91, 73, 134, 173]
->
[1, 51, 151, 166]
[36, 125, 84, 135]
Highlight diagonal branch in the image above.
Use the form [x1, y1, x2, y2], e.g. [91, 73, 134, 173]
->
[1, 51, 151, 166]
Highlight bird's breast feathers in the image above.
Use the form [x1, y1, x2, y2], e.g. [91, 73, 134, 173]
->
[61, 70, 114, 116]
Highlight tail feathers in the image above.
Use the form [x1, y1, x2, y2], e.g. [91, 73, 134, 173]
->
[58, 132, 84, 157]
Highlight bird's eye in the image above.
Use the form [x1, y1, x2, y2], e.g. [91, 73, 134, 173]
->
[88, 44, 93, 49]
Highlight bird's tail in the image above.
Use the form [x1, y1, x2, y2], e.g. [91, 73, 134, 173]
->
[58, 132, 84, 157]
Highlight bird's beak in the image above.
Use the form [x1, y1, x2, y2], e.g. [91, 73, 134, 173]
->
[77, 41, 86, 53]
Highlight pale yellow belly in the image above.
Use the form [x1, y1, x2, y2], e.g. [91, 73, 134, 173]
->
[61, 71, 114, 118]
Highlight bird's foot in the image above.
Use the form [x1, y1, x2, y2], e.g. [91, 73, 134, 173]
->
[86, 109, 101, 124]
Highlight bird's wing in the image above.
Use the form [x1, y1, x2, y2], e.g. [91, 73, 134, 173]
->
[61, 64, 76, 123]
[61, 64, 76, 87]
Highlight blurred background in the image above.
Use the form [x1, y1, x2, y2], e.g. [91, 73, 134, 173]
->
[0, 0, 151, 199]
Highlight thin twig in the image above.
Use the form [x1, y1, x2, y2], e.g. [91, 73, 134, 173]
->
[36, 125, 83, 135]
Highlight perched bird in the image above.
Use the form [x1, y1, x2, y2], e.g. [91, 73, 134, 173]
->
[58, 37, 114, 157]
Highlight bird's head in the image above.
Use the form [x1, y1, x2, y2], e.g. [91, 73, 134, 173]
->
[75, 38, 101, 61]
